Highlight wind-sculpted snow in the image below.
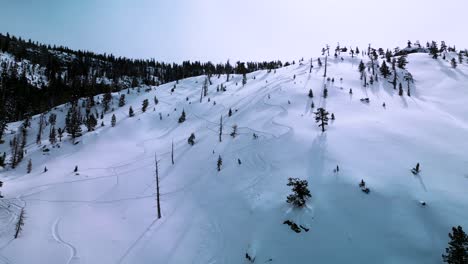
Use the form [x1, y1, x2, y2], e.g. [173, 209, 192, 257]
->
[0, 52, 467, 263]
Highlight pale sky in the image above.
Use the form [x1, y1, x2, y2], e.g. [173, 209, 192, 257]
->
[1, 0, 467, 62]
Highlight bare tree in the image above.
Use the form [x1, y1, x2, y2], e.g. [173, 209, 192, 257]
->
[219, 116, 223, 142]
[155, 154, 161, 219]
[171, 140, 174, 165]
[14, 208, 25, 239]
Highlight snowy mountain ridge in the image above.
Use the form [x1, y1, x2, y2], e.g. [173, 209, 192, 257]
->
[0, 47, 467, 264]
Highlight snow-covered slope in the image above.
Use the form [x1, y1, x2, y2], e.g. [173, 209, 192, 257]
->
[0, 51, 467, 264]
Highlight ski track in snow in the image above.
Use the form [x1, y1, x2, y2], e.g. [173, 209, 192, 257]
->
[52, 218, 78, 264]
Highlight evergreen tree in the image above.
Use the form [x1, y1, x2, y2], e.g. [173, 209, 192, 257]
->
[111, 114, 116, 127]
[142, 99, 149, 112]
[397, 55, 408, 69]
[102, 92, 112, 112]
[242, 73, 247, 86]
[188, 133, 195, 145]
[49, 126, 56, 144]
[308, 89, 314, 98]
[228, 108, 232, 117]
[358, 60, 366, 74]
[323, 87, 328, 98]
[85, 114, 97, 131]
[314, 107, 329, 132]
[154, 96, 158, 105]
[217, 155, 222, 171]
[118, 94, 126, 107]
[286, 178, 311, 207]
[442, 226, 468, 263]
[451, 58, 457, 68]
[65, 104, 82, 141]
[129, 106, 134, 117]
[399, 83, 404, 96]
[380, 61, 391, 78]
[27, 159, 32, 173]
[0, 152, 5, 167]
[429, 41, 439, 59]
[178, 110, 186, 123]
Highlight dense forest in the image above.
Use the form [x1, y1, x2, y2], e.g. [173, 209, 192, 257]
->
[0, 33, 284, 124]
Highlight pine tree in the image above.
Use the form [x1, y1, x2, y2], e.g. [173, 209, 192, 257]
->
[308, 89, 314, 98]
[178, 110, 186, 123]
[323, 86, 328, 98]
[65, 104, 82, 142]
[27, 159, 32, 173]
[314, 107, 329, 132]
[358, 60, 366, 75]
[242, 73, 247, 86]
[154, 96, 159, 105]
[111, 114, 116, 127]
[451, 58, 457, 68]
[380, 61, 391, 78]
[397, 55, 408, 69]
[142, 99, 149, 112]
[118, 94, 126, 107]
[442, 226, 468, 263]
[286, 178, 311, 207]
[228, 108, 232, 117]
[188, 133, 195, 145]
[399, 83, 404, 96]
[217, 155, 222, 171]
[49, 126, 56, 144]
[129, 106, 134, 117]
[429, 41, 439, 59]
[85, 113, 97, 131]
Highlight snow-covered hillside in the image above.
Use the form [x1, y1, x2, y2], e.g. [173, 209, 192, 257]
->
[0, 51, 467, 264]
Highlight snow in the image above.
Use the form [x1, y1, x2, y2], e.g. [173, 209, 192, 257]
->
[0, 51, 468, 263]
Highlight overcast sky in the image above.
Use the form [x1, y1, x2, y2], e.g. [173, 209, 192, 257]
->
[1, 0, 467, 62]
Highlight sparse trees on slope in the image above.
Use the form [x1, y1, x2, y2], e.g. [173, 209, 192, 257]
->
[442, 226, 468, 264]
[286, 178, 311, 207]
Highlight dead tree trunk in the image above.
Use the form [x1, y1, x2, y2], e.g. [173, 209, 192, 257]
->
[219, 116, 223, 142]
[171, 140, 174, 165]
[155, 154, 161, 219]
[14, 208, 25, 239]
